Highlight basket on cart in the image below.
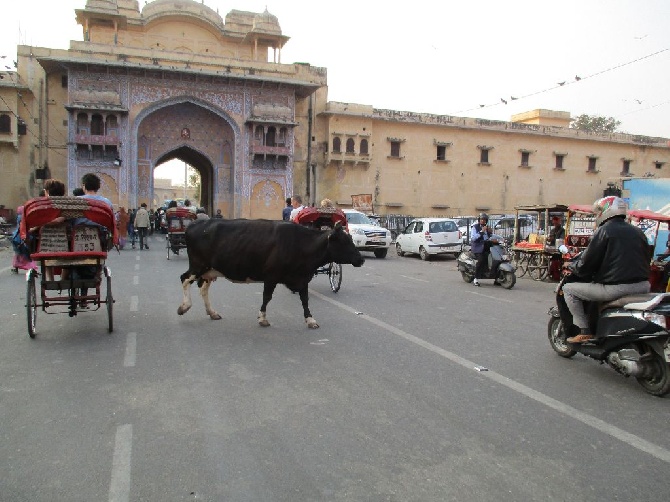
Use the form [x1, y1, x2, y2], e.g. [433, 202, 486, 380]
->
[165, 207, 197, 259]
[20, 196, 117, 338]
[295, 207, 348, 292]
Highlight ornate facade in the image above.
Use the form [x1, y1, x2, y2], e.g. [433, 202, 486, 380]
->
[0, 0, 668, 220]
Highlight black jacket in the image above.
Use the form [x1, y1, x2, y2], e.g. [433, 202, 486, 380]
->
[574, 217, 650, 284]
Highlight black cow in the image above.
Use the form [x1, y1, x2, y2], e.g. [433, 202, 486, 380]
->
[177, 218, 365, 328]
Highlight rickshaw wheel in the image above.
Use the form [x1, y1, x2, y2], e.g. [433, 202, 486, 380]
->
[528, 253, 548, 281]
[166, 235, 171, 260]
[106, 274, 113, 333]
[511, 252, 528, 278]
[26, 270, 37, 338]
[328, 263, 342, 292]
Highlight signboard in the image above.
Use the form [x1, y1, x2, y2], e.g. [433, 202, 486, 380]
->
[351, 194, 373, 213]
[72, 225, 102, 252]
[38, 225, 69, 252]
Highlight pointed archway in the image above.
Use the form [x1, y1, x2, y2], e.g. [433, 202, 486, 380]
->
[133, 99, 237, 217]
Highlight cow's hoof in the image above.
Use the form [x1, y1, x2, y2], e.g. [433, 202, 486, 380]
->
[258, 319, 271, 327]
[177, 305, 189, 316]
[306, 317, 320, 329]
[209, 313, 222, 320]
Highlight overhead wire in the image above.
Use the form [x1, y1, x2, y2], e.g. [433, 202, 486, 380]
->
[450, 47, 669, 115]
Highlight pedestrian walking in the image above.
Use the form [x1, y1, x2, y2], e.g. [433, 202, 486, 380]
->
[135, 203, 150, 250]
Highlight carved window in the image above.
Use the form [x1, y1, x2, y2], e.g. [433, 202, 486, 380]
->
[621, 159, 631, 175]
[106, 115, 118, 136]
[520, 151, 530, 167]
[437, 145, 447, 161]
[332, 137, 341, 153]
[480, 148, 490, 164]
[277, 127, 287, 147]
[0, 114, 10, 134]
[254, 125, 264, 145]
[346, 138, 355, 153]
[360, 138, 369, 155]
[90, 114, 104, 135]
[76, 113, 88, 134]
[266, 126, 277, 147]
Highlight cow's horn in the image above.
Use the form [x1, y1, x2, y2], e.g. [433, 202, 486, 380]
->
[333, 221, 342, 231]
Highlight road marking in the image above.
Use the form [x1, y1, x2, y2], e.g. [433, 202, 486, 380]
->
[124, 333, 136, 367]
[134, 264, 139, 271]
[311, 289, 670, 464]
[109, 424, 132, 502]
[129, 296, 138, 312]
[133, 276, 139, 285]
[466, 290, 513, 303]
[135, 256, 140, 261]
[400, 275, 430, 283]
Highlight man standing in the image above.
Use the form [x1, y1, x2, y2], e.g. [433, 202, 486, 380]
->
[289, 195, 305, 222]
[282, 197, 292, 221]
[134, 203, 150, 250]
[470, 213, 492, 286]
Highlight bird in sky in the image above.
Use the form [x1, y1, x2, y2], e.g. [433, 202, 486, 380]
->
[557, 81, 566, 86]
[575, 75, 581, 81]
[634, 34, 648, 40]
[479, 104, 486, 108]
[500, 98, 508, 105]
[510, 96, 518, 100]
[635, 99, 643, 104]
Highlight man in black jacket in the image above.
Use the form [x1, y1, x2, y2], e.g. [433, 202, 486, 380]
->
[564, 196, 650, 343]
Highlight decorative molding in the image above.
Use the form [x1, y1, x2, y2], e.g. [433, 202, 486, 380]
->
[518, 148, 536, 153]
[553, 151, 568, 156]
[477, 145, 494, 150]
[386, 137, 406, 143]
[434, 140, 453, 147]
[477, 162, 491, 166]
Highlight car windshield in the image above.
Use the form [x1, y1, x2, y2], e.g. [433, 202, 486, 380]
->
[346, 212, 373, 225]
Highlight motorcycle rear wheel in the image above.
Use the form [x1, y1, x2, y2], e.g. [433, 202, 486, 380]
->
[547, 317, 576, 358]
[497, 270, 516, 289]
[635, 343, 670, 396]
[461, 271, 474, 283]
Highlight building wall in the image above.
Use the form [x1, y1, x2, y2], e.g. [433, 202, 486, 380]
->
[317, 103, 670, 216]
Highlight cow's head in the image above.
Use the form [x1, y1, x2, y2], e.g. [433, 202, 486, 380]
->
[328, 222, 365, 266]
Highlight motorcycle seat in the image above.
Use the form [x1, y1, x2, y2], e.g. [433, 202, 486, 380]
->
[600, 293, 668, 311]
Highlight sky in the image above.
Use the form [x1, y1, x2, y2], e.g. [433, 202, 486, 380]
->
[2, 0, 669, 182]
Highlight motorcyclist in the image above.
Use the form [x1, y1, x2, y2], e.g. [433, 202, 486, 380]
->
[470, 213, 493, 286]
[563, 196, 651, 343]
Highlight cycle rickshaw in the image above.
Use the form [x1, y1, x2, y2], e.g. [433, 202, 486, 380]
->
[628, 208, 670, 293]
[295, 206, 347, 292]
[20, 196, 117, 338]
[165, 207, 197, 259]
[510, 204, 595, 281]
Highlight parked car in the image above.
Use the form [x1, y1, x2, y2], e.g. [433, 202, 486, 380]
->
[492, 215, 536, 243]
[395, 218, 462, 260]
[343, 209, 392, 258]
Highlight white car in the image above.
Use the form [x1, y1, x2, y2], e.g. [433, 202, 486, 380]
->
[395, 218, 463, 260]
[343, 209, 392, 258]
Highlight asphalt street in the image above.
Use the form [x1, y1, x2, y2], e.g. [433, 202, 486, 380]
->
[0, 235, 669, 501]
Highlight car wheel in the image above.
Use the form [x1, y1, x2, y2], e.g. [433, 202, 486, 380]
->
[419, 246, 431, 261]
[374, 248, 388, 259]
[396, 243, 404, 257]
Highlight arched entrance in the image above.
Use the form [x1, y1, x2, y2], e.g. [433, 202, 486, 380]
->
[154, 147, 213, 213]
[134, 100, 237, 217]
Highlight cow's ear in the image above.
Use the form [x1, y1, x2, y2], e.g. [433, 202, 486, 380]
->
[333, 221, 342, 231]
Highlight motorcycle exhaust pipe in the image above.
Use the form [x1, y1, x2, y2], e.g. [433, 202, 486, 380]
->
[606, 350, 645, 378]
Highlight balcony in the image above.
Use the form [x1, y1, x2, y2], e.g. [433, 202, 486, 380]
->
[75, 133, 119, 146]
[326, 151, 371, 166]
[250, 144, 290, 156]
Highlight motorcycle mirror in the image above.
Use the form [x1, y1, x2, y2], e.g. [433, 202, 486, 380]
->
[558, 244, 569, 254]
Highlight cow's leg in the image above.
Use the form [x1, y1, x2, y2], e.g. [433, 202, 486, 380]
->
[177, 273, 197, 315]
[298, 287, 319, 329]
[258, 282, 277, 327]
[200, 279, 222, 320]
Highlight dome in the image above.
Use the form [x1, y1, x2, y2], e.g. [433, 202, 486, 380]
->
[251, 8, 282, 36]
[142, 0, 224, 29]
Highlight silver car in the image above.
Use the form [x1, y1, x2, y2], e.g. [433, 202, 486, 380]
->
[395, 218, 463, 260]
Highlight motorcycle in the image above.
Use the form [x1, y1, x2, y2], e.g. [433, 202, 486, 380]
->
[547, 247, 670, 396]
[457, 233, 516, 289]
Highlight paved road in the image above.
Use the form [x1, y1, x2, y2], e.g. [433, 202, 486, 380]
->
[0, 236, 668, 501]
